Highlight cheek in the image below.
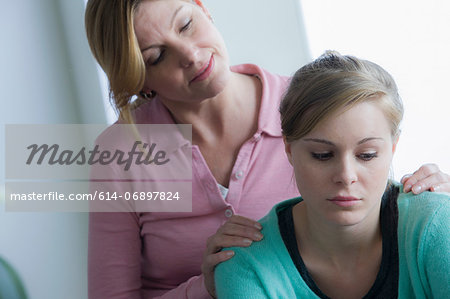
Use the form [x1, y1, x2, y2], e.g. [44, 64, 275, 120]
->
[363, 156, 393, 195]
[144, 70, 182, 90]
[293, 161, 323, 194]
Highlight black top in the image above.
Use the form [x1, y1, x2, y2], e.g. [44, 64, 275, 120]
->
[278, 185, 400, 298]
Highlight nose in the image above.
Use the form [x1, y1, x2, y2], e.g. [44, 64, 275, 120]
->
[333, 156, 358, 186]
[177, 42, 199, 68]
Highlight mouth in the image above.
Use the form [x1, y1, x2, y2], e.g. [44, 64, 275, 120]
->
[327, 196, 362, 207]
[190, 55, 214, 84]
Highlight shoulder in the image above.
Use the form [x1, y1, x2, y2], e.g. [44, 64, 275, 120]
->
[396, 189, 450, 297]
[217, 205, 282, 267]
[216, 198, 301, 273]
[215, 198, 308, 298]
[397, 189, 450, 253]
[398, 190, 450, 225]
[231, 64, 290, 92]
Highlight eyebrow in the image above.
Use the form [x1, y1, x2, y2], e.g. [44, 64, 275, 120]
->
[140, 5, 185, 53]
[302, 137, 384, 146]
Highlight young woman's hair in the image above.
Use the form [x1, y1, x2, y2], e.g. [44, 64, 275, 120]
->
[280, 51, 404, 142]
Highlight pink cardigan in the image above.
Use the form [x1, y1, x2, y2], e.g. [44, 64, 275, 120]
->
[88, 64, 299, 298]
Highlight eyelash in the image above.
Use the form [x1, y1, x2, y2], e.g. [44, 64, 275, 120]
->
[147, 18, 192, 67]
[311, 152, 378, 162]
[150, 50, 165, 66]
[311, 152, 333, 161]
[180, 19, 192, 32]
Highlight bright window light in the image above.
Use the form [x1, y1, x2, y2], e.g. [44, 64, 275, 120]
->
[301, 0, 450, 180]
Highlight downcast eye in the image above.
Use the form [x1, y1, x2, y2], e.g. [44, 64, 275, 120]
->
[358, 152, 378, 161]
[311, 152, 333, 161]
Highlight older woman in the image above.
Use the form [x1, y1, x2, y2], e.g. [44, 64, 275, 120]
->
[215, 51, 450, 298]
[84, 1, 450, 298]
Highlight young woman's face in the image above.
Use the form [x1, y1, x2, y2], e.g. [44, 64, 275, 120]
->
[134, 0, 231, 102]
[285, 100, 397, 227]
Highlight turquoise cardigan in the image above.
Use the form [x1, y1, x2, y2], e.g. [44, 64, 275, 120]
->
[215, 189, 450, 298]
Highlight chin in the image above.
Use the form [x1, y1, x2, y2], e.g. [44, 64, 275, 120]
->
[206, 69, 231, 98]
[326, 211, 370, 227]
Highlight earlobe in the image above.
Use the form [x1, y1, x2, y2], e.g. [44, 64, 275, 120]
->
[283, 136, 294, 166]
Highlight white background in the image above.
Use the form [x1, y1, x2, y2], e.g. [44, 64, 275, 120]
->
[301, 0, 450, 179]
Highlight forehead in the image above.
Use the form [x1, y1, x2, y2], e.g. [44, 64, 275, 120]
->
[306, 101, 392, 141]
[134, 0, 191, 22]
[133, 0, 192, 42]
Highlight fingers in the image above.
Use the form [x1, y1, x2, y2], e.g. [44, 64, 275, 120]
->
[205, 217, 263, 254]
[201, 251, 234, 299]
[430, 182, 450, 193]
[202, 250, 234, 272]
[202, 214, 263, 297]
[218, 221, 263, 241]
[400, 174, 412, 184]
[225, 214, 262, 230]
[402, 163, 450, 194]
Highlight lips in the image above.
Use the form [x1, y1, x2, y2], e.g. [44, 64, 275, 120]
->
[190, 55, 214, 84]
[327, 196, 362, 207]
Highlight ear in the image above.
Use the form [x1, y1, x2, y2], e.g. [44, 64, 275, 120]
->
[193, 0, 212, 20]
[283, 136, 294, 166]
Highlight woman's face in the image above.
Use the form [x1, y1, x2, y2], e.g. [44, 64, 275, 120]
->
[285, 99, 397, 227]
[134, 0, 231, 102]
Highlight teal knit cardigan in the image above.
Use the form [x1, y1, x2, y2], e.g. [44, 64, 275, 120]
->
[215, 188, 450, 298]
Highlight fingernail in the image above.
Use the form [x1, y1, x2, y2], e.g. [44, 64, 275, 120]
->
[412, 185, 422, 194]
[226, 251, 234, 257]
[254, 223, 262, 230]
[242, 238, 252, 245]
[254, 232, 263, 240]
[432, 185, 440, 192]
[404, 184, 412, 192]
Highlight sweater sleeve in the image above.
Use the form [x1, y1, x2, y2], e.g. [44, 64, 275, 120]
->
[215, 249, 269, 299]
[420, 196, 450, 298]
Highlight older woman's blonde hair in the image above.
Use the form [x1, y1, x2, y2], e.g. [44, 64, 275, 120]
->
[280, 51, 404, 143]
[85, 0, 149, 123]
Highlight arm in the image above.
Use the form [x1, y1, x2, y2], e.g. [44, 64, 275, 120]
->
[88, 156, 143, 298]
[401, 163, 450, 194]
[421, 199, 450, 298]
[88, 211, 142, 299]
[89, 210, 212, 299]
[151, 275, 209, 299]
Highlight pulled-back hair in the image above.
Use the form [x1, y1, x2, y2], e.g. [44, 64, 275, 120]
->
[280, 51, 403, 142]
[85, 0, 147, 123]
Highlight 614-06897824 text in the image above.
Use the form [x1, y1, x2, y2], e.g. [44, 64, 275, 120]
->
[96, 191, 180, 201]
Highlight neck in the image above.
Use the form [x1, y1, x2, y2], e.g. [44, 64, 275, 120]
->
[159, 72, 260, 143]
[293, 202, 382, 269]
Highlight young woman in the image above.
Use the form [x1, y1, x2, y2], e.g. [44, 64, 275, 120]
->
[84, 1, 450, 297]
[215, 52, 450, 298]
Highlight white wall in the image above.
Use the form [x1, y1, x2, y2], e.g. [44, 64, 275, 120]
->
[301, 0, 450, 180]
[0, 1, 105, 299]
[204, 0, 311, 76]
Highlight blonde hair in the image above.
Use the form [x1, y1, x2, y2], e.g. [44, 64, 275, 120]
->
[85, 0, 147, 123]
[280, 51, 403, 142]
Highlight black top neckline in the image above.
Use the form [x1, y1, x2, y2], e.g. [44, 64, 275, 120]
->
[278, 185, 399, 299]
